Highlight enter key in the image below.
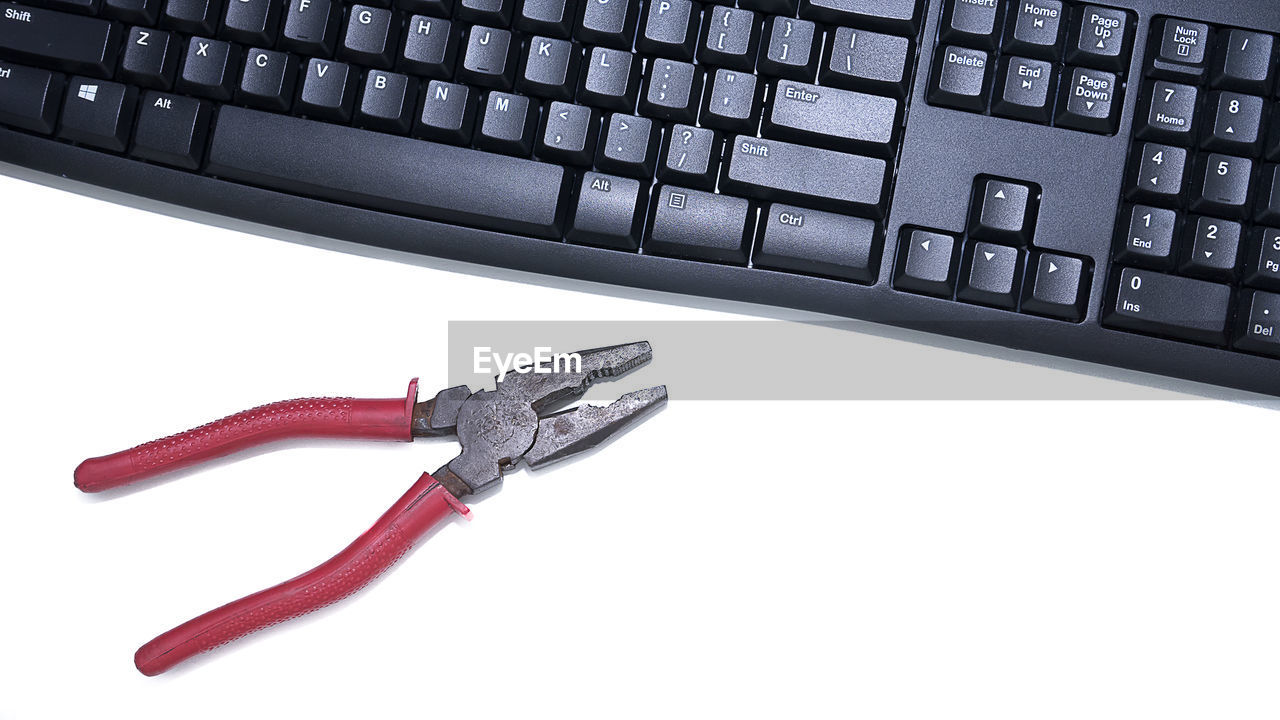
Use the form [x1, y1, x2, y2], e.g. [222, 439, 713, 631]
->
[763, 79, 900, 157]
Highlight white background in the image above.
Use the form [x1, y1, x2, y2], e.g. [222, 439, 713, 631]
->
[2, 168, 1279, 719]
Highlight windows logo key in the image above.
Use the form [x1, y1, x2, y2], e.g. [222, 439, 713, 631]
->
[77, 84, 98, 102]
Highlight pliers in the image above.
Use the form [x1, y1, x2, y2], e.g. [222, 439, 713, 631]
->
[75, 342, 666, 676]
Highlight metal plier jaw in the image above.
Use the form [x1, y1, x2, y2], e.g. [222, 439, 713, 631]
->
[427, 342, 666, 497]
[73, 341, 666, 676]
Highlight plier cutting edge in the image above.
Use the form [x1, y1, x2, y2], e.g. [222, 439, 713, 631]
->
[75, 342, 666, 676]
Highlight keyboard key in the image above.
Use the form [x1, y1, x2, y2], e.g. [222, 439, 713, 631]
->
[970, 178, 1034, 242]
[701, 68, 758, 131]
[477, 90, 535, 154]
[58, 77, 137, 151]
[341, 5, 397, 68]
[764, 79, 897, 156]
[1256, 165, 1280, 226]
[940, 0, 1003, 51]
[577, 0, 637, 49]
[1191, 154, 1253, 219]
[639, 58, 701, 122]
[758, 16, 816, 80]
[1211, 29, 1274, 95]
[297, 58, 357, 121]
[958, 241, 1022, 309]
[1179, 217, 1241, 281]
[0, 61, 63, 134]
[638, 0, 698, 60]
[1125, 143, 1185, 206]
[161, 0, 221, 34]
[799, 0, 922, 35]
[103, 0, 161, 24]
[822, 27, 911, 98]
[1004, 0, 1062, 59]
[992, 55, 1054, 123]
[120, 28, 179, 90]
[457, 0, 512, 25]
[536, 100, 595, 164]
[723, 135, 886, 216]
[1201, 91, 1264, 156]
[222, 0, 282, 45]
[1065, 4, 1131, 72]
[1055, 66, 1119, 134]
[281, 0, 338, 56]
[596, 113, 656, 177]
[1235, 289, 1280, 357]
[1022, 252, 1087, 321]
[928, 46, 991, 112]
[755, 204, 880, 283]
[401, 15, 457, 79]
[0, 4, 122, 76]
[658, 124, 718, 188]
[237, 48, 297, 110]
[578, 46, 638, 110]
[1116, 204, 1177, 268]
[1136, 80, 1197, 145]
[646, 185, 750, 264]
[700, 5, 759, 70]
[357, 70, 416, 132]
[516, 0, 575, 38]
[459, 26, 515, 89]
[1149, 17, 1209, 82]
[176, 36, 238, 100]
[567, 172, 644, 249]
[1245, 228, 1280, 291]
[894, 228, 959, 297]
[414, 79, 475, 143]
[519, 36, 578, 100]
[132, 91, 211, 169]
[207, 106, 566, 237]
[1106, 267, 1231, 345]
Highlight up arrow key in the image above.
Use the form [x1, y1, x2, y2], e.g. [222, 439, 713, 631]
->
[994, 189, 1006, 199]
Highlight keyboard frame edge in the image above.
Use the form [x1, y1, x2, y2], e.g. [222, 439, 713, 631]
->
[4, 125, 1277, 398]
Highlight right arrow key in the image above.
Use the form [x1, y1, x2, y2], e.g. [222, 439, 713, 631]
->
[1023, 251, 1089, 322]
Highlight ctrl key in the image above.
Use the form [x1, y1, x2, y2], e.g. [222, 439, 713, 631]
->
[1105, 267, 1232, 345]
[1235, 290, 1280, 358]
[0, 63, 64, 134]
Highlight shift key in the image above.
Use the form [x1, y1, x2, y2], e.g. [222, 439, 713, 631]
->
[722, 136, 887, 217]
[0, 4, 122, 76]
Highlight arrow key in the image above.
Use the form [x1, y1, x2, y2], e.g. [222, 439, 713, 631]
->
[1179, 217, 1241, 281]
[1023, 251, 1087, 321]
[970, 177, 1036, 243]
[893, 228, 959, 298]
[993, 56, 1054, 123]
[958, 241, 1023, 310]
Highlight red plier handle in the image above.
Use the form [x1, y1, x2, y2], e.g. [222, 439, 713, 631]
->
[75, 379, 470, 675]
[135, 472, 468, 676]
[74, 380, 421, 492]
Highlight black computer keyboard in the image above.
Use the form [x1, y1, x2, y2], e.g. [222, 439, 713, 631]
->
[1, 0, 1278, 395]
